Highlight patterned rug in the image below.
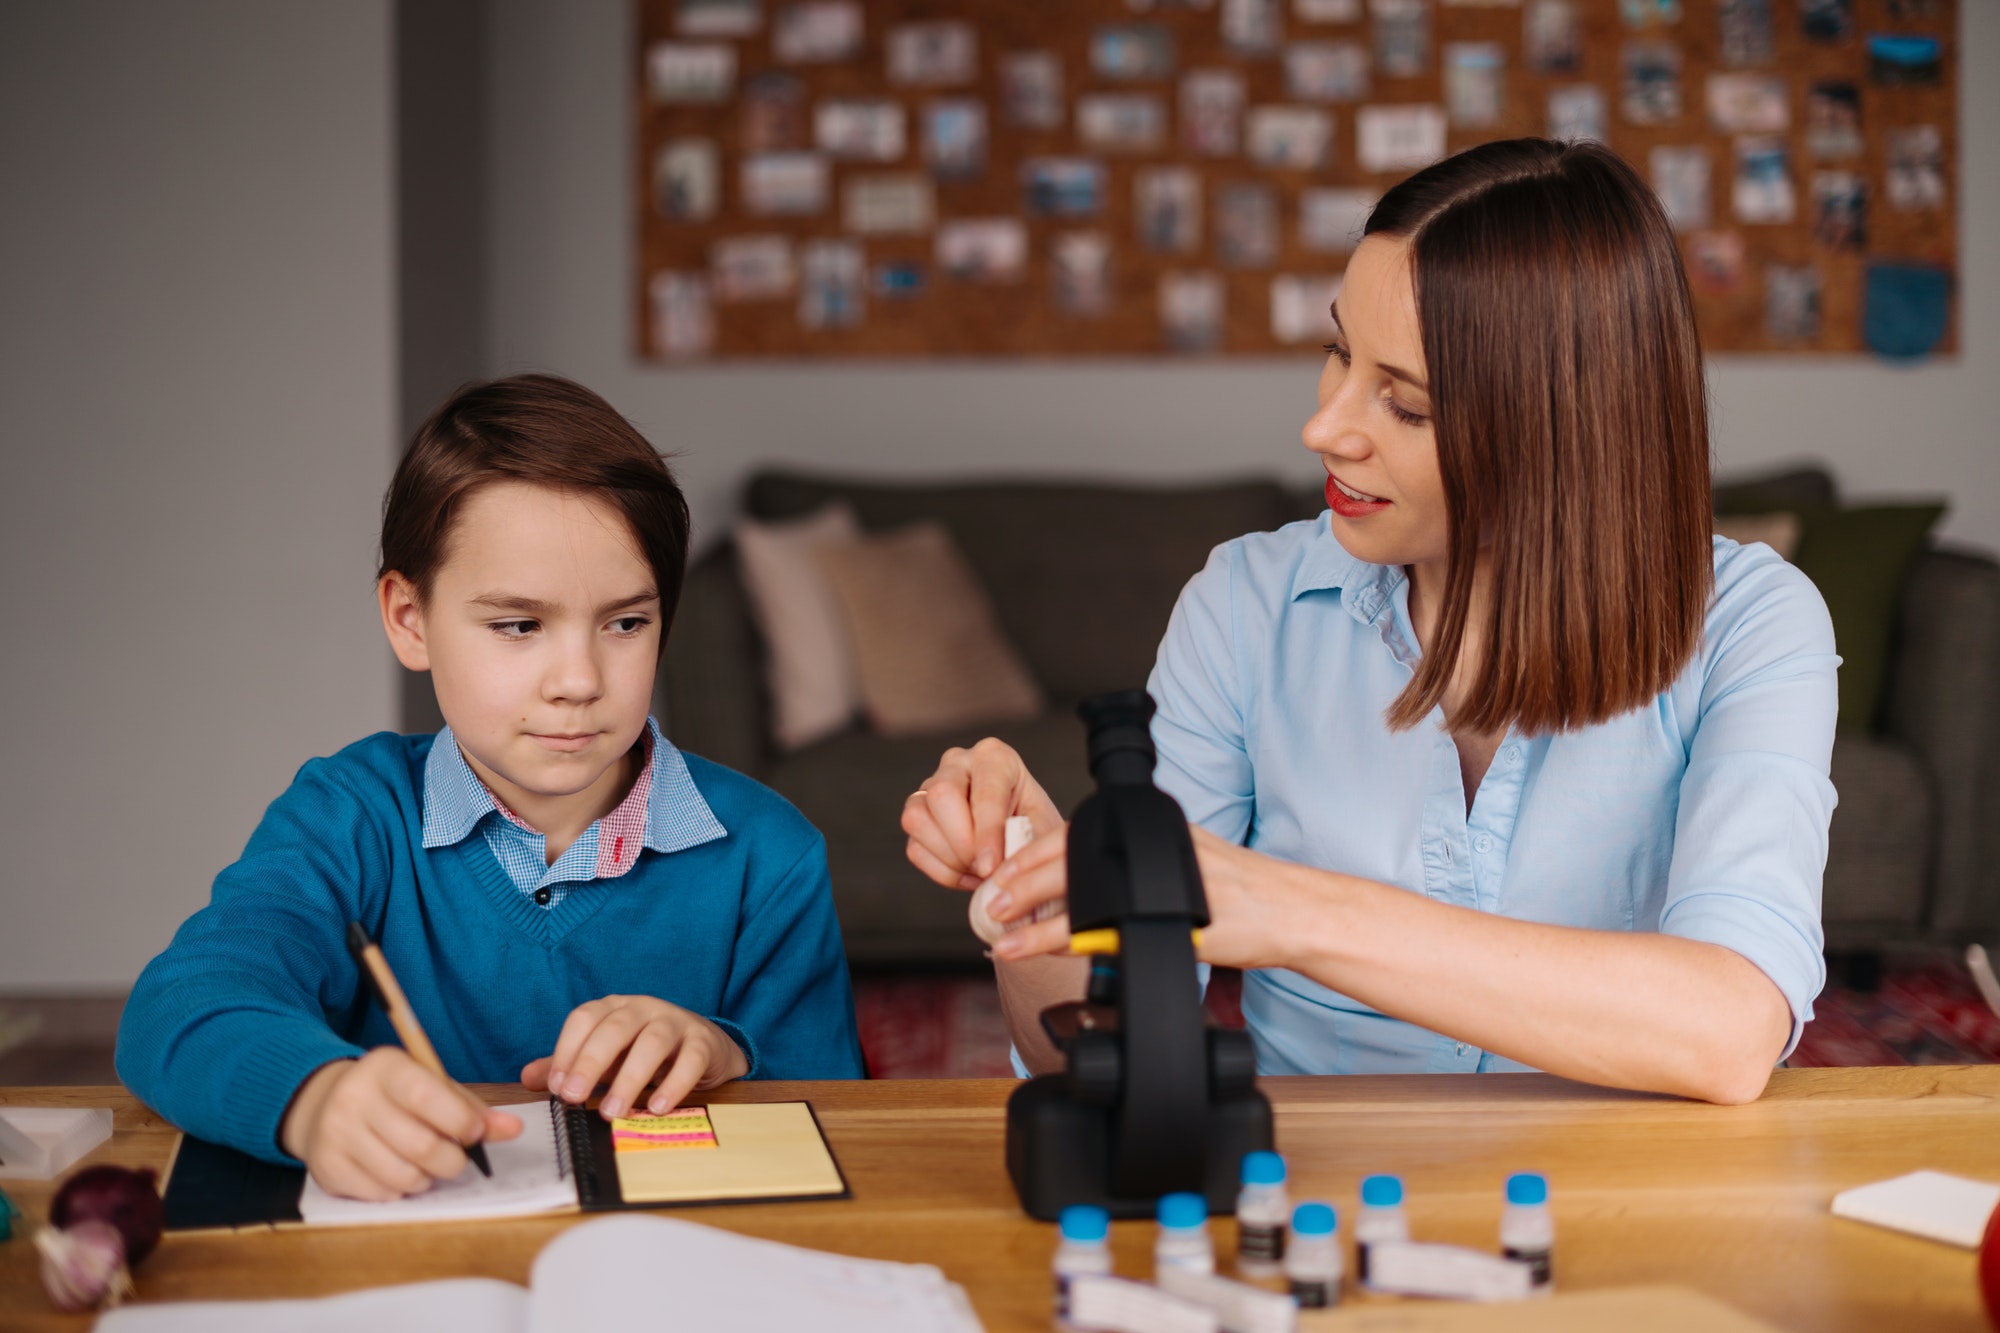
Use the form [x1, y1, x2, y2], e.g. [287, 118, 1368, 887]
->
[854, 957, 2000, 1078]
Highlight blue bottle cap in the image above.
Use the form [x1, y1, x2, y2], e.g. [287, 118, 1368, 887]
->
[1060, 1204, 1110, 1242]
[1292, 1202, 1337, 1236]
[1360, 1174, 1404, 1207]
[1506, 1172, 1548, 1206]
[1158, 1192, 1208, 1229]
[1241, 1151, 1287, 1187]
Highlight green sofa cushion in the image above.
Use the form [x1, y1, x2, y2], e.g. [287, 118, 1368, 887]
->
[1791, 503, 1946, 733]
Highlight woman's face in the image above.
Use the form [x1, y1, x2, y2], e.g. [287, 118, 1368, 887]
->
[1302, 234, 1447, 571]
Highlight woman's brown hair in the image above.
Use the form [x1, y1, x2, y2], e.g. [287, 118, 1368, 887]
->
[1365, 138, 1712, 734]
[379, 374, 691, 645]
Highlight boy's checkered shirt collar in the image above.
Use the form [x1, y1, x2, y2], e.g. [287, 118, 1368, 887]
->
[419, 717, 725, 906]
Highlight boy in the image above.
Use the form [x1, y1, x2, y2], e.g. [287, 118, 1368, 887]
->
[117, 374, 863, 1200]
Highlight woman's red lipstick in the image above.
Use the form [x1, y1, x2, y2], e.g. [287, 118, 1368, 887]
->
[1325, 474, 1391, 519]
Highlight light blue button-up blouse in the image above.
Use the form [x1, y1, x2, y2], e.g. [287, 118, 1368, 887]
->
[1146, 514, 1839, 1075]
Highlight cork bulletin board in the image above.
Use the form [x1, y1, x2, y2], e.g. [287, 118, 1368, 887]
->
[634, 0, 1958, 360]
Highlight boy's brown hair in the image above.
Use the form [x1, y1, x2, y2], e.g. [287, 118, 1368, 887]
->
[1364, 138, 1712, 735]
[379, 374, 691, 643]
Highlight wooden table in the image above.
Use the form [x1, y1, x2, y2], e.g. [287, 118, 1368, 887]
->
[3, 1068, 1997, 1331]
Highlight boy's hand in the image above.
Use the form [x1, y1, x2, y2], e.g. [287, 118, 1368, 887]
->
[280, 1048, 524, 1201]
[522, 996, 749, 1120]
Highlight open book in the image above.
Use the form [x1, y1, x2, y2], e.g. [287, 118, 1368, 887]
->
[98, 1213, 983, 1332]
[164, 1100, 847, 1232]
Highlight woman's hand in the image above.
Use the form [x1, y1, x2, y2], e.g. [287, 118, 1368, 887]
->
[281, 1049, 525, 1201]
[522, 996, 749, 1121]
[902, 738, 1064, 890]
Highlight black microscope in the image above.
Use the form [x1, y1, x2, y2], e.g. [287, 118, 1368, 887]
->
[1005, 691, 1275, 1220]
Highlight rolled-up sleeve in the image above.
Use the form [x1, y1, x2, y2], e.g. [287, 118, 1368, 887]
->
[1659, 554, 1840, 1059]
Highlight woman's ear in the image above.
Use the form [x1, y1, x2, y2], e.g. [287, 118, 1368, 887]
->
[378, 572, 431, 671]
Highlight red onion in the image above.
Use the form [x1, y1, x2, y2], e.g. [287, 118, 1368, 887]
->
[50, 1164, 162, 1264]
[35, 1218, 133, 1311]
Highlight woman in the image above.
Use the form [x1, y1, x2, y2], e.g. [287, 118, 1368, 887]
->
[902, 139, 1836, 1105]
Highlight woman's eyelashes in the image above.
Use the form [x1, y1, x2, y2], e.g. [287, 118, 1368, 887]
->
[1323, 340, 1430, 428]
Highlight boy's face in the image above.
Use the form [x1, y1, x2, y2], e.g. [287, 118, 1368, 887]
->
[381, 481, 661, 817]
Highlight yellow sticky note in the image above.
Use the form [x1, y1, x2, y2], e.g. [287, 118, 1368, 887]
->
[611, 1106, 718, 1153]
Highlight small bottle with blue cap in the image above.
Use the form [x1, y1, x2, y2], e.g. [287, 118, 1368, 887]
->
[1285, 1202, 1342, 1307]
[1154, 1191, 1215, 1278]
[1500, 1172, 1553, 1292]
[1355, 1173, 1409, 1286]
[1235, 1150, 1290, 1277]
[1052, 1204, 1112, 1327]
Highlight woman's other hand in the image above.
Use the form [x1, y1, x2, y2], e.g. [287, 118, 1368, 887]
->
[902, 738, 1063, 890]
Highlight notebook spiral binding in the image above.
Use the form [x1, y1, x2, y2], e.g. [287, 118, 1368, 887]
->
[552, 1101, 608, 1207]
[548, 1098, 576, 1183]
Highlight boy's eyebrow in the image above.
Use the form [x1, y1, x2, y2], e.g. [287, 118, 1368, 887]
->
[1329, 301, 1431, 394]
[470, 590, 660, 617]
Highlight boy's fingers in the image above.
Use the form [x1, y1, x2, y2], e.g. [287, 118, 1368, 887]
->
[383, 1054, 487, 1145]
[565, 1007, 651, 1107]
[373, 1101, 468, 1183]
[484, 1108, 525, 1142]
[648, 1040, 710, 1117]
[601, 1023, 680, 1120]
[547, 1000, 614, 1099]
[347, 1122, 437, 1199]
[520, 1056, 553, 1090]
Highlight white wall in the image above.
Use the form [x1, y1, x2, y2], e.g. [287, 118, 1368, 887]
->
[487, 0, 1998, 554]
[0, 3, 399, 990]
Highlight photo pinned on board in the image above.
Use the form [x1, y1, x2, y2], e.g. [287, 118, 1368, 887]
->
[1620, 41, 1682, 124]
[676, 0, 760, 37]
[1547, 85, 1606, 142]
[1271, 274, 1343, 345]
[936, 218, 1028, 282]
[1223, 0, 1285, 54]
[1001, 52, 1065, 129]
[872, 261, 926, 299]
[1371, 0, 1429, 78]
[1885, 125, 1944, 211]
[741, 73, 806, 152]
[1523, 0, 1582, 74]
[740, 152, 829, 215]
[649, 271, 714, 358]
[1800, 0, 1852, 42]
[887, 21, 978, 86]
[1705, 73, 1789, 134]
[1300, 187, 1376, 252]
[924, 99, 988, 179]
[815, 99, 906, 160]
[711, 235, 797, 301]
[1649, 145, 1711, 230]
[1051, 231, 1114, 315]
[798, 240, 865, 330]
[653, 139, 719, 222]
[1717, 0, 1774, 66]
[1683, 229, 1746, 295]
[1867, 35, 1942, 87]
[1216, 182, 1281, 267]
[1732, 136, 1796, 224]
[646, 43, 737, 102]
[1286, 41, 1370, 100]
[1765, 265, 1822, 342]
[842, 174, 934, 235]
[1295, 0, 1363, 20]
[1160, 271, 1227, 351]
[1444, 43, 1505, 127]
[1356, 103, 1446, 171]
[1093, 25, 1177, 79]
[1182, 70, 1248, 155]
[1805, 82, 1862, 160]
[1079, 93, 1169, 152]
[1021, 158, 1107, 218]
[1246, 105, 1335, 169]
[1137, 166, 1203, 252]
[1810, 172, 1867, 252]
[1619, 0, 1680, 27]
[1442, 0, 1523, 8]
[773, 1, 863, 62]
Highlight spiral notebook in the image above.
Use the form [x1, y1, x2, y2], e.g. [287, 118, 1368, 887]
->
[163, 1100, 848, 1232]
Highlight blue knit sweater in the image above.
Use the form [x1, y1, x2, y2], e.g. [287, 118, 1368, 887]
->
[116, 732, 864, 1164]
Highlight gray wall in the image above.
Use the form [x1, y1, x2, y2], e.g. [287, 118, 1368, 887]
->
[487, 0, 1999, 554]
[0, 3, 399, 990]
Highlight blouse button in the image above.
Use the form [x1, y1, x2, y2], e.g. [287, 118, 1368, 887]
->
[1504, 746, 1521, 763]
[534, 887, 553, 906]
[1474, 835, 1493, 854]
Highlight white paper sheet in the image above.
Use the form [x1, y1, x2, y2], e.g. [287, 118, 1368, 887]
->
[299, 1101, 575, 1227]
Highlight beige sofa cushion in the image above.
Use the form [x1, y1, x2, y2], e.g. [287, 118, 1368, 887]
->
[734, 503, 864, 751]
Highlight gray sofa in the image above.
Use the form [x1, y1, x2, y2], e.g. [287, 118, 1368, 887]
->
[660, 468, 2000, 965]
